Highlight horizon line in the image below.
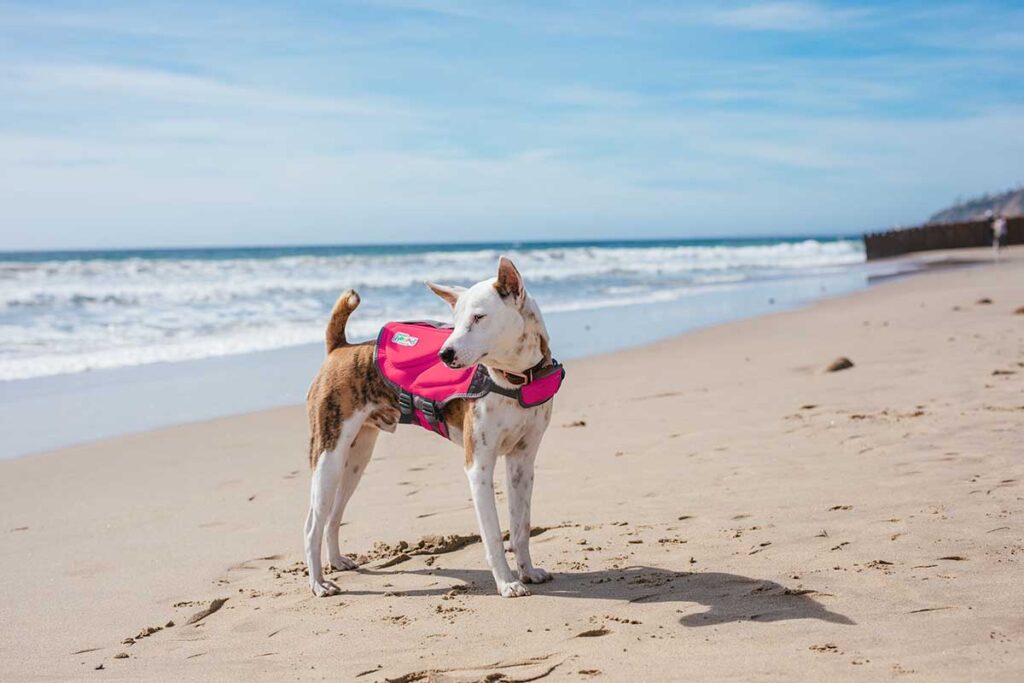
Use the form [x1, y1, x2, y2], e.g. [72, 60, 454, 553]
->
[0, 233, 863, 257]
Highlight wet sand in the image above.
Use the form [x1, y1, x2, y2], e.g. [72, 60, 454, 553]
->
[1, 247, 1022, 681]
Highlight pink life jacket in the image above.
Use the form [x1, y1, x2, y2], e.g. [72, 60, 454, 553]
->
[374, 321, 565, 438]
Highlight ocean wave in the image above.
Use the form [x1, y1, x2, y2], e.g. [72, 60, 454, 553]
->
[0, 314, 406, 381]
[0, 239, 865, 380]
[0, 240, 862, 309]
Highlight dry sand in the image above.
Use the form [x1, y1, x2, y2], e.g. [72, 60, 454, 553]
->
[1, 248, 1022, 682]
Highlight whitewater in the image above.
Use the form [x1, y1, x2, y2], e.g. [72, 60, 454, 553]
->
[0, 238, 866, 381]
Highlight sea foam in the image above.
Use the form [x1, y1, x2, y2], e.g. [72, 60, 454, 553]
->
[0, 239, 865, 381]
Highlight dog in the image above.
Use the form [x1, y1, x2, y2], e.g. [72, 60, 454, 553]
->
[304, 257, 558, 598]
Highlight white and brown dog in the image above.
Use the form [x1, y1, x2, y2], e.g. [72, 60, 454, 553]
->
[304, 257, 556, 598]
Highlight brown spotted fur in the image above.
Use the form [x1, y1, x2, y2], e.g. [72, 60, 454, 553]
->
[325, 290, 359, 353]
[494, 258, 522, 299]
[308, 287, 543, 471]
[307, 291, 401, 469]
[307, 341, 400, 469]
[308, 290, 481, 470]
[442, 399, 475, 467]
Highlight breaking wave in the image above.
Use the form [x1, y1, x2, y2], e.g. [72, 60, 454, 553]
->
[0, 238, 864, 380]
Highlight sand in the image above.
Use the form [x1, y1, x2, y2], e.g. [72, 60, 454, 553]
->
[1, 248, 1022, 682]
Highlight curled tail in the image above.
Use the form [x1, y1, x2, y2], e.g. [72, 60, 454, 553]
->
[325, 289, 360, 353]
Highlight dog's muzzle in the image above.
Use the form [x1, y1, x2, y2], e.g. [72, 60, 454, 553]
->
[439, 347, 458, 368]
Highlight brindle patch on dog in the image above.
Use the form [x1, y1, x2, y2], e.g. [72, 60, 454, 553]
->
[442, 398, 475, 467]
[307, 342, 399, 469]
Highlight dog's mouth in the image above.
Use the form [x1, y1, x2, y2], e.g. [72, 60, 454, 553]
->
[441, 349, 481, 370]
[440, 340, 487, 369]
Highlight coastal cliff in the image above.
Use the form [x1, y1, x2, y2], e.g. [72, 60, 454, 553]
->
[928, 186, 1024, 224]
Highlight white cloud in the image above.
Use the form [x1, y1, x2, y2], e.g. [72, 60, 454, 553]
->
[712, 2, 869, 31]
[1, 1, 1022, 249]
[4, 102, 1024, 249]
[548, 85, 650, 109]
[658, 2, 872, 32]
[7, 64, 404, 118]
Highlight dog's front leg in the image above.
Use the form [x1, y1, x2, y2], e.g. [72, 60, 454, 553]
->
[465, 447, 530, 597]
[506, 444, 552, 585]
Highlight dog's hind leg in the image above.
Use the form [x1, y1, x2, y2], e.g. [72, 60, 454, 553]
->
[506, 443, 552, 585]
[326, 425, 378, 571]
[466, 447, 530, 598]
[304, 408, 369, 597]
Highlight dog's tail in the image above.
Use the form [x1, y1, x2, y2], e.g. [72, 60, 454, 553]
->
[325, 289, 361, 353]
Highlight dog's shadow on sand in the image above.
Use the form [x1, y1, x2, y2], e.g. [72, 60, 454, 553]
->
[349, 565, 854, 627]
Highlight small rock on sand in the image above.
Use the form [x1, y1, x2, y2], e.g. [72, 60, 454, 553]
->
[824, 357, 854, 373]
[185, 598, 228, 626]
[976, 297, 993, 305]
[1014, 306, 1024, 315]
[576, 627, 610, 638]
[376, 553, 411, 569]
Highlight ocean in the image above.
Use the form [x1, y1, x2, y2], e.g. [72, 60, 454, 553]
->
[1, 238, 870, 381]
[0, 237, 917, 457]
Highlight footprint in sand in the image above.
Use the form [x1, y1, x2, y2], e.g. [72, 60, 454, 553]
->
[809, 643, 841, 654]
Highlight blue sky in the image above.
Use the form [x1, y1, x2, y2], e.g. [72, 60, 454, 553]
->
[2, 1, 1023, 249]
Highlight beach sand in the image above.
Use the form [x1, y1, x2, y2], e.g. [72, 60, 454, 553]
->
[1, 248, 1022, 681]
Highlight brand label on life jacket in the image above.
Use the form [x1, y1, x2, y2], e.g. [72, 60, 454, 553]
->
[391, 332, 419, 347]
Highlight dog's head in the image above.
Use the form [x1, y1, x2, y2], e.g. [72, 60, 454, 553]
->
[427, 256, 529, 369]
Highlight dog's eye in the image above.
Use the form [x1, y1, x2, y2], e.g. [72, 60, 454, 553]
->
[472, 314, 486, 324]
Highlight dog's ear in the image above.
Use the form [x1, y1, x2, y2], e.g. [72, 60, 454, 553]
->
[495, 256, 524, 304]
[425, 282, 464, 308]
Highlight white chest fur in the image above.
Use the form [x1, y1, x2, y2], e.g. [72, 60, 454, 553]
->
[448, 392, 553, 455]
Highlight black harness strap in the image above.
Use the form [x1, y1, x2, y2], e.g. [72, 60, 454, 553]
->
[484, 381, 519, 399]
[396, 389, 446, 435]
[413, 395, 443, 432]
[397, 390, 416, 424]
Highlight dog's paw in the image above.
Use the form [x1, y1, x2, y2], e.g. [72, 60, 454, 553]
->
[519, 566, 553, 584]
[328, 554, 358, 571]
[497, 580, 531, 598]
[310, 579, 342, 597]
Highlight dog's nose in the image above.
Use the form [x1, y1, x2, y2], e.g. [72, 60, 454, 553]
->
[439, 347, 456, 367]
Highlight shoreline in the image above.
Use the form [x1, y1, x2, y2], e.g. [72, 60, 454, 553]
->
[1, 249, 951, 459]
[1, 246, 1021, 680]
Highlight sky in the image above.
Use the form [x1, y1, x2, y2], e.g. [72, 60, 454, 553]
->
[2, 1, 1023, 250]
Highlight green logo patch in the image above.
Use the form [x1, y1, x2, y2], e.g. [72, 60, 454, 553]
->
[392, 332, 419, 347]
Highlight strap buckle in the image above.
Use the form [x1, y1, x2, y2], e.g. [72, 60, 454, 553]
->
[398, 391, 415, 418]
[501, 369, 531, 386]
[413, 395, 440, 427]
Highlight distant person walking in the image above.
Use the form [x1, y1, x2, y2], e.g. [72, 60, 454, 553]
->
[989, 210, 1007, 256]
